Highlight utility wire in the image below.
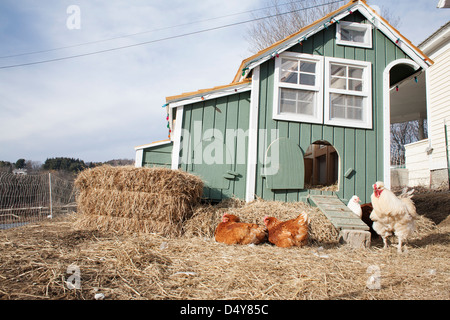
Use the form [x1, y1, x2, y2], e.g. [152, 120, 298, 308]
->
[0, 0, 321, 60]
[0, 0, 343, 70]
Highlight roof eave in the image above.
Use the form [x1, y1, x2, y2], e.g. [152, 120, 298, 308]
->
[165, 79, 252, 107]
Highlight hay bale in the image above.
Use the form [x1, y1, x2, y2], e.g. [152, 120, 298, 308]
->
[74, 214, 184, 237]
[77, 189, 194, 221]
[75, 165, 203, 198]
[74, 165, 203, 236]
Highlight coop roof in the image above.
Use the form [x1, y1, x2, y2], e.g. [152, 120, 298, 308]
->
[165, 0, 433, 107]
[232, 0, 433, 83]
[165, 79, 251, 106]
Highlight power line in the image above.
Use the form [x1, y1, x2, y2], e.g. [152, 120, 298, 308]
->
[0, 0, 343, 70]
[0, 0, 316, 60]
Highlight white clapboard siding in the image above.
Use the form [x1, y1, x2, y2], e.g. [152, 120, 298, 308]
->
[428, 45, 450, 170]
[405, 139, 430, 187]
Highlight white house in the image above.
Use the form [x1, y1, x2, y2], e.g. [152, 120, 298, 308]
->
[402, 20, 450, 188]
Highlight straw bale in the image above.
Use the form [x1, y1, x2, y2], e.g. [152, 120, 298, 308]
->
[77, 189, 194, 222]
[73, 214, 184, 237]
[75, 165, 203, 198]
[74, 165, 203, 237]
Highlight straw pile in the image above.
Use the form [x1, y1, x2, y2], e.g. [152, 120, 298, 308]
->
[1, 209, 447, 300]
[183, 197, 437, 245]
[74, 165, 203, 236]
[184, 197, 341, 245]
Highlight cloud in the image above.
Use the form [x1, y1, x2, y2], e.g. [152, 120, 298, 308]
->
[0, 0, 261, 163]
[2, 0, 446, 164]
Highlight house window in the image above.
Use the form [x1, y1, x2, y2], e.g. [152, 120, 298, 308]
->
[336, 21, 372, 49]
[273, 52, 323, 124]
[324, 57, 372, 128]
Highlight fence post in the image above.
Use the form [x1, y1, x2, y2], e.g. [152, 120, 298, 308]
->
[445, 120, 450, 190]
[48, 172, 53, 219]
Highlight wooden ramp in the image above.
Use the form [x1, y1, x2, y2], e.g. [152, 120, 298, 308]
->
[309, 195, 369, 231]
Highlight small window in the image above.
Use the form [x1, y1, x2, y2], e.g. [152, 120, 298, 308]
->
[336, 21, 372, 49]
[273, 52, 324, 124]
[324, 57, 372, 128]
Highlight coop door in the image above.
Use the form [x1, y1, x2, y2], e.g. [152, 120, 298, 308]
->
[191, 135, 233, 190]
[264, 137, 305, 189]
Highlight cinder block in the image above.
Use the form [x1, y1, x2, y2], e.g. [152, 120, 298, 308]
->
[339, 229, 371, 249]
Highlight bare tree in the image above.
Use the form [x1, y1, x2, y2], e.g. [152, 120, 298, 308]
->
[246, 0, 344, 52]
[390, 120, 428, 166]
[246, 0, 401, 53]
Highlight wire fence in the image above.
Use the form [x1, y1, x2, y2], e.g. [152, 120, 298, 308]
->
[0, 172, 77, 229]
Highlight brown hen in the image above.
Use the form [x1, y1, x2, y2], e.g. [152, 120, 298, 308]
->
[214, 213, 267, 245]
[263, 212, 309, 248]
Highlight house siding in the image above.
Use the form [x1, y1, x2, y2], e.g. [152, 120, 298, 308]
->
[254, 12, 412, 204]
[405, 139, 430, 186]
[428, 46, 450, 170]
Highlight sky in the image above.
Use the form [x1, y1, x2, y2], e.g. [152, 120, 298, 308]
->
[0, 0, 448, 164]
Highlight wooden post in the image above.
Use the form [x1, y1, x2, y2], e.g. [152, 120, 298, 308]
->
[445, 120, 450, 190]
[48, 173, 53, 219]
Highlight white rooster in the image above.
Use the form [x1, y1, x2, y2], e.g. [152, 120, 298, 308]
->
[370, 181, 418, 253]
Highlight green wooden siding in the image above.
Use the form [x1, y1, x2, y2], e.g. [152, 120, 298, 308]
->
[255, 12, 413, 204]
[180, 91, 251, 201]
[142, 142, 173, 168]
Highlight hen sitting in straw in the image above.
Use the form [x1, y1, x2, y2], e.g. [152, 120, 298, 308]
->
[263, 212, 309, 248]
[214, 213, 267, 245]
[370, 181, 418, 253]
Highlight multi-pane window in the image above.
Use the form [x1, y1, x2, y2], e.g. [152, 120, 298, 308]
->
[324, 57, 372, 128]
[273, 52, 323, 124]
[273, 53, 372, 129]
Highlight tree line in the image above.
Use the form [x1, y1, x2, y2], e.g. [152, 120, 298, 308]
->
[0, 157, 134, 174]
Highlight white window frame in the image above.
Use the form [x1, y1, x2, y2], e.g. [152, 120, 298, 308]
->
[336, 21, 372, 49]
[324, 57, 372, 129]
[273, 52, 324, 124]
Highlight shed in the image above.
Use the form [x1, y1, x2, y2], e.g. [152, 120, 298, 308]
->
[136, 0, 433, 205]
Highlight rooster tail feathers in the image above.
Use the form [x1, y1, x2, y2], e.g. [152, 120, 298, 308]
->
[399, 188, 415, 199]
[400, 197, 419, 219]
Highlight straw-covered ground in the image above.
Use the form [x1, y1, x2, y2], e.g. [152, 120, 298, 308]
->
[0, 188, 449, 300]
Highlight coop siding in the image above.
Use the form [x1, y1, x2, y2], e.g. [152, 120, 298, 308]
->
[234, 93, 250, 198]
[142, 143, 173, 168]
[254, 14, 413, 204]
[180, 92, 250, 201]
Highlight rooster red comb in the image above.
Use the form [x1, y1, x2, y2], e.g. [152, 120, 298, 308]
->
[373, 181, 385, 189]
